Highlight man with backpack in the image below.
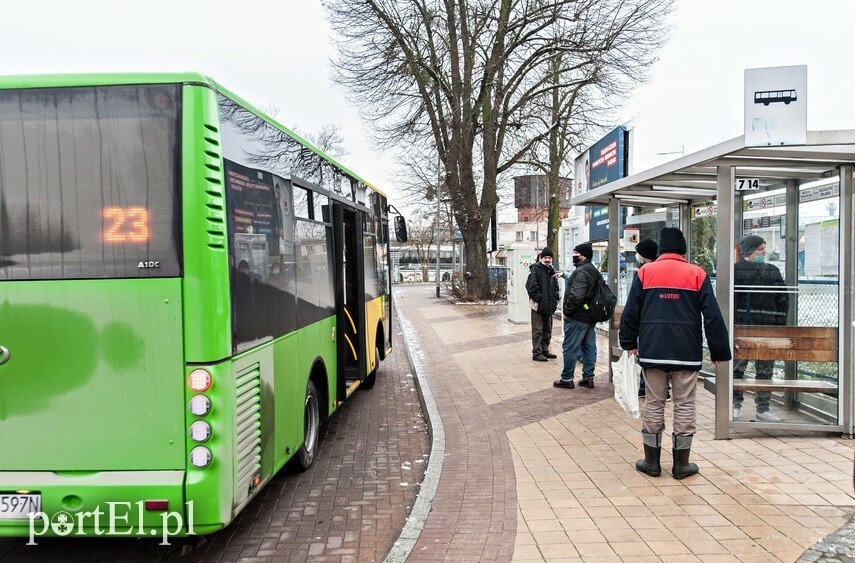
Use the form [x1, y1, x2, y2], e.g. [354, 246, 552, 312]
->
[554, 242, 601, 389]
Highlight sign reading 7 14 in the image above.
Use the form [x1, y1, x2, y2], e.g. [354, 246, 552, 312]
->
[735, 178, 760, 191]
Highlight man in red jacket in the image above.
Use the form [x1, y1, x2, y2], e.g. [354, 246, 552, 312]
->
[619, 228, 731, 479]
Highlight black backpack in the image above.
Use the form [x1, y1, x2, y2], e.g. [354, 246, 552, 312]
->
[588, 276, 618, 322]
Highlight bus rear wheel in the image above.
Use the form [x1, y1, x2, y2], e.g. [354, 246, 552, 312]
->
[292, 379, 319, 471]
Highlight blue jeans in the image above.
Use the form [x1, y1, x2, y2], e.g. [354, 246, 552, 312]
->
[560, 317, 597, 382]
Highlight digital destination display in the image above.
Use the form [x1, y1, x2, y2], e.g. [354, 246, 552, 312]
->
[101, 207, 151, 243]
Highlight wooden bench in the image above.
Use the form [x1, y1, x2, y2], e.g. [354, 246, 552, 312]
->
[610, 310, 838, 395]
[734, 325, 837, 362]
[731, 378, 837, 394]
[732, 325, 838, 395]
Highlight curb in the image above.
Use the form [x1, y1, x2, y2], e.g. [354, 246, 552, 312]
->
[384, 294, 445, 563]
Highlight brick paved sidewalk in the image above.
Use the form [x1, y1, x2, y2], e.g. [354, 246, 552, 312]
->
[392, 284, 855, 562]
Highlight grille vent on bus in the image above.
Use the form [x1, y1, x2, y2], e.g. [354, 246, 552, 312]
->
[201, 122, 227, 251]
[234, 364, 262, 509]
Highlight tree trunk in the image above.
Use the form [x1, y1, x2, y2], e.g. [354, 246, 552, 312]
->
[460, 227, 490, 300]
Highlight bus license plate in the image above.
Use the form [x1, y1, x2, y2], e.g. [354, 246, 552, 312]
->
[0, 493, 41, 519]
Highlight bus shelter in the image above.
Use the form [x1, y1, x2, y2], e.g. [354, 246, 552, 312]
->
[568, 131, 855, 439]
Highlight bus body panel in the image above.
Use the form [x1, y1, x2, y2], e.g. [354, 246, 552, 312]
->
[0, 471, 184, 538]
[364, 295, 386, 372]
[0, 279, 185, 471]
[181, 84, 232, 363]
[184, 317, 337, 530]
[273, 318, 338, 468]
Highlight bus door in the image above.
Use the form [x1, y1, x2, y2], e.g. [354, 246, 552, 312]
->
[332, 203, 367, 401]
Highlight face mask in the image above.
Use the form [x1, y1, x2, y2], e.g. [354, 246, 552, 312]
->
[572, 256, 582, 266]
[752, 255, 766, 264]
[635, 254, 642, 264]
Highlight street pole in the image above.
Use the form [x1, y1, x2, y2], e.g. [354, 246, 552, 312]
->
[535, 182, 539, 250]
[435, 157, 441, 298]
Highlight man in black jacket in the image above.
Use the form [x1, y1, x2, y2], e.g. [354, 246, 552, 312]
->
[733, 235, 788, 422]
[554, 242, 600, 389]
[525, 247, 560, 361]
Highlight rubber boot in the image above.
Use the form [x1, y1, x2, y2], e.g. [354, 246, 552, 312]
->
[672, 434, 699, 479]
[635, 432, 661, 476]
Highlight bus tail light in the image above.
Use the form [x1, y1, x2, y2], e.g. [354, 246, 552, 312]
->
[189, 395, 211, 416]
[144, 500, 169, 511]
[188, 369, 212, 391]
[190, 446, 212, 468]
[189, 420, 211, 442]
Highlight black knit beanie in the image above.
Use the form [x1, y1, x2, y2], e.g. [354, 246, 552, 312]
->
[635, 239, 658, 261]
[739, 235, 765, 258]
[539, 247, 554, 258]
[658, 228, 687, 255]
[573, 242, 593, 259]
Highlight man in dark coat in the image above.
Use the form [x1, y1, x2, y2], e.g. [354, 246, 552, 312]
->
[619, 228, 731, 479]
[554, 242, 600, 389]
[733, 235, 789, 422]
[525, 247, 560, 361]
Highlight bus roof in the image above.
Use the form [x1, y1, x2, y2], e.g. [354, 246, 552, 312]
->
[0, 72, 387, 198]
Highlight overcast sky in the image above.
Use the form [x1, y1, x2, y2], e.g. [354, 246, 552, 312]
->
[1, 0, 852, 214]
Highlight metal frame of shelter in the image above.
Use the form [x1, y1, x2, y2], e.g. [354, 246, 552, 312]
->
[568, 130, 855, 439]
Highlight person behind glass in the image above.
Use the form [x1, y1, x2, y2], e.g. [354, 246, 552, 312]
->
[268, 260, 287, 290]
[733, 235, 788, 422]
[553, 242, 599, 389]
[525, 247, 560, 362]
[632, 239, 658, 398]
[619, 228, 731, 479]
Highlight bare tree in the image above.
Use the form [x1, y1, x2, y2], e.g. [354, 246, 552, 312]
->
[406, 209, 440, 281]
[326, 0, 672, 299]
[521, 52, 602, 251]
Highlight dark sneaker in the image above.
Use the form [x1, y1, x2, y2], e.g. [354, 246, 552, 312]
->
[553, 379, 575, 389]
[532, 355, 548, 362]
[578, 378, 595, 389]
[543, 352, 558, 359]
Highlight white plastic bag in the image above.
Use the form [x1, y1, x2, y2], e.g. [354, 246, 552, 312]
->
[611, 351, 641, 418]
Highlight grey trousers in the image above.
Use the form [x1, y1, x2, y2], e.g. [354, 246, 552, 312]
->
[531, 310, 553, 356]
[641, 368, 698, 436]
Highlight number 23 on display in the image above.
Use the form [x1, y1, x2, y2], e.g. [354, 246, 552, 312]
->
[102, 207, 151, 243]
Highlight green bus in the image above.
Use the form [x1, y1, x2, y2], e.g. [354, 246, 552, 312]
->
[0, 73, 406, 539]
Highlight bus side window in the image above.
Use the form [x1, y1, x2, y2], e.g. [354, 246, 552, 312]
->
[293, 187, 310, 219]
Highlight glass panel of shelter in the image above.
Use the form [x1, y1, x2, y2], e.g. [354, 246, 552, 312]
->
[731, 179, 840, 426]
[621, 206, 681, 304]
[618, 187, 844, 428]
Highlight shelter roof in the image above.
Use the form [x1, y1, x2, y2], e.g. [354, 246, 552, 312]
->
[568, 130, 855, 208]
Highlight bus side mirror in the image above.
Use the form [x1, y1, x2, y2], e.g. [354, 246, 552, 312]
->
[394, 216, 408, 243]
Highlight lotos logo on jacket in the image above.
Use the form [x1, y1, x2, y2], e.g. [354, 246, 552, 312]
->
[658, 293, 680, 300]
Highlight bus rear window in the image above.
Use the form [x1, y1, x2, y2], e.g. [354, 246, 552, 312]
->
[0, 85, 181, 280]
